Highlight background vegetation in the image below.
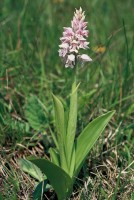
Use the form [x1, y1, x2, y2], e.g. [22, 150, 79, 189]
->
[0, 0, 134, 199]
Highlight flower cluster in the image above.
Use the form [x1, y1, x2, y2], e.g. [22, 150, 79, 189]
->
[59, 7, 92, 68]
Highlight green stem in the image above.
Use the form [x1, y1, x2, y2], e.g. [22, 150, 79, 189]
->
[65, 62, 79, 176]
[74, 58, 78, 84]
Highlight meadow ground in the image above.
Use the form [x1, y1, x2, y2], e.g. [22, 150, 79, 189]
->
[0, 0, 134, 199]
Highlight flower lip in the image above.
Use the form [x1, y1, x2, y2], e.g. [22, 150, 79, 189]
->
[59, 43, 69, 49]
[68, 54, 75, 61]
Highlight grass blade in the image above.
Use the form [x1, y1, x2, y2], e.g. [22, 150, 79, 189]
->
[33, 180, 50, 200]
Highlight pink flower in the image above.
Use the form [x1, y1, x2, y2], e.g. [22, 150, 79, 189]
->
[59, 7, 92, 68]
[78, 54, 92, 62]
[65, 54, 75, 68]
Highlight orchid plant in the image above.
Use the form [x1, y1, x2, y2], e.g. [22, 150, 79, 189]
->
[19, 8, 115, 200]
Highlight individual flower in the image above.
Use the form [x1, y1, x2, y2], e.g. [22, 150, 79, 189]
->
[78, 54, 92, 62]
[65, 54, 75, 68]
[59, 7, 92, 68]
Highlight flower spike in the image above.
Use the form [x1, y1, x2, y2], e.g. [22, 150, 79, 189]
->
[59, 7, 92, 68]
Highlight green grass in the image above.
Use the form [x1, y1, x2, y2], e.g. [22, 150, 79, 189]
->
[0, 0, 134, 199]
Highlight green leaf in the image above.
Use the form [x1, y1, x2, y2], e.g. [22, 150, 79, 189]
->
[18, 158, 44, 182]
[0, 193, 4, 200]
[69, 145, 75, 178]
[33, 180, 51, 200]
[52, 94, 68, 172]
[125, 102, 134, 116]
[30, 158, 73, 200]
[49, 147, 60, 166]
[25, 95, 47, 131]
[75, 111, 115, 176]
[66, 82, 79, 174]
[52, 94, 65, 142]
